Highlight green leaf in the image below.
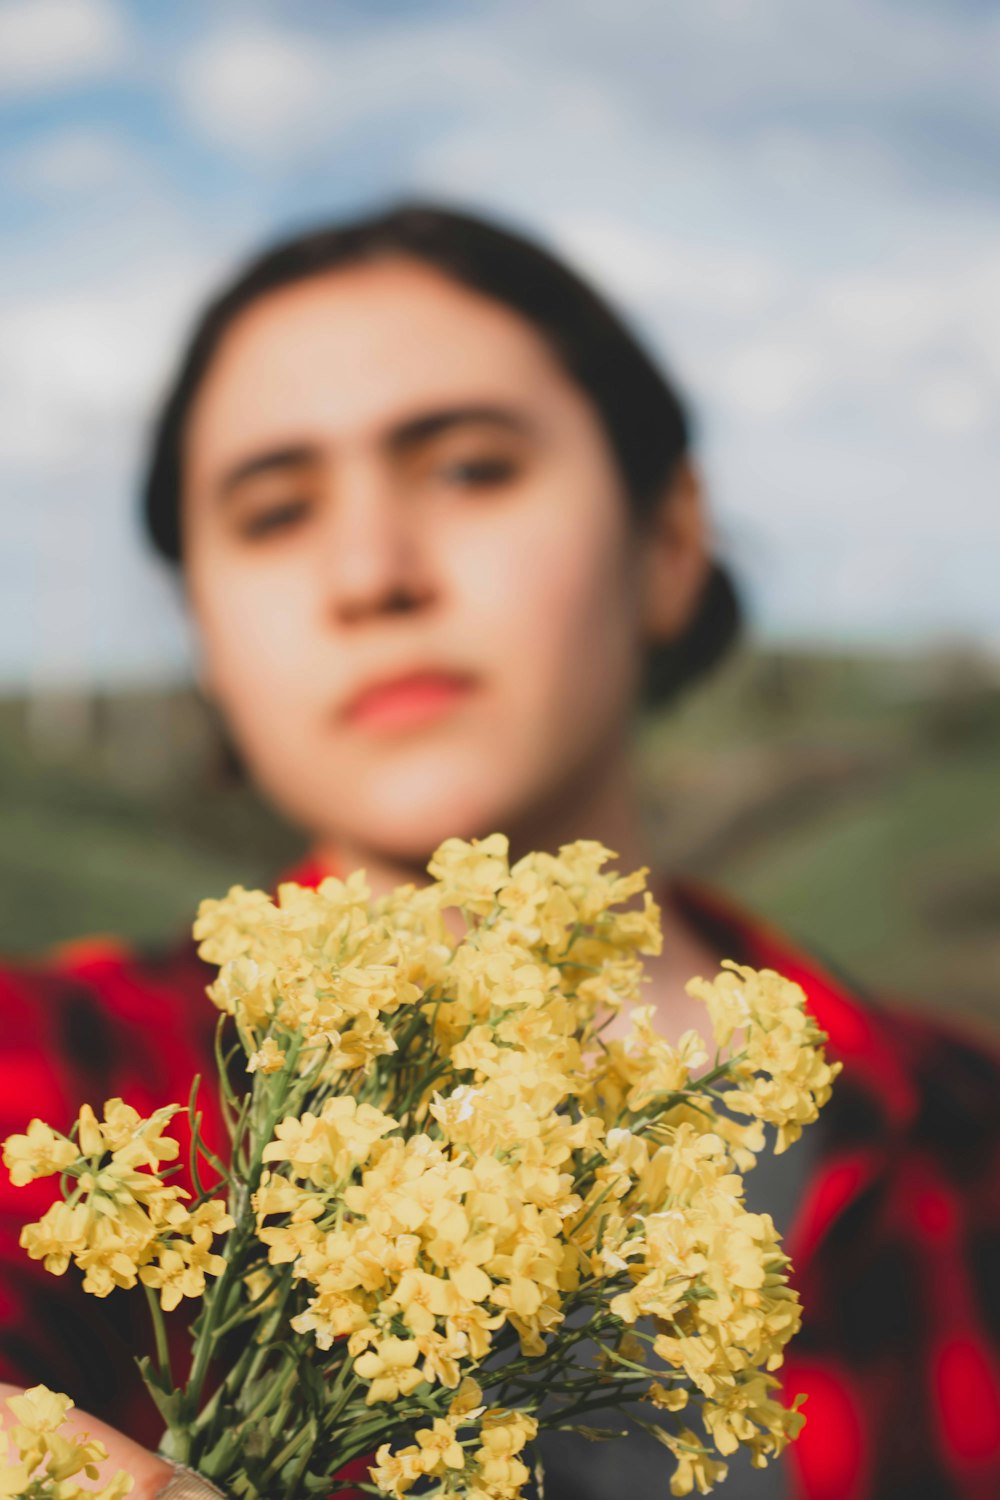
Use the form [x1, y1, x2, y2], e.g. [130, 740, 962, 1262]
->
[297, 1357, 327, 1414]
[137, 1356, 187, 1430]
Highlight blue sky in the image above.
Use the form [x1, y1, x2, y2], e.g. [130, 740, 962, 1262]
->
[1, 0, 998, 686]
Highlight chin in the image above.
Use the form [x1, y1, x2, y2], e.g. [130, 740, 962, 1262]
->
[343, 799, 509, 868]
[326, 758, 532, 868]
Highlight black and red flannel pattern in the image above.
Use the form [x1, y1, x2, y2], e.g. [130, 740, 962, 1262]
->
[1, 865, 999, 1498]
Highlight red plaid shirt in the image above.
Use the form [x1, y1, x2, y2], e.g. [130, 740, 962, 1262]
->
[2, 867, 999, 1498]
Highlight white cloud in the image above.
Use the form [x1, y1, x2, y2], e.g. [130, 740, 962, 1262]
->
[175, 24, 333, 159]
[0, 247, 215, 689]
[717, 341, 824, 419]
[554, 216, 782, 314]
[0, 251, 220, 473]
[174, 14, 567, 163]
[916, 372, 989, 435]
[0, 0, 126, 96]
[3, 0, 1000, 680]
[4, 128, 140, 195]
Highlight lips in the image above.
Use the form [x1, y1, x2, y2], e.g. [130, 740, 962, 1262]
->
[341, 670, 476, 733]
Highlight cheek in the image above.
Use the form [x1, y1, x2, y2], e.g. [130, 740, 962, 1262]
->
[447, 488, 641, 736]
[191, 561, 323, 741]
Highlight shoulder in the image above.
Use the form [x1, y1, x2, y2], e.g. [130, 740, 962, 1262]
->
[880, 999, 1000, 1186]
[0, 931, 212, 1032]
[0, 934, 216, 1129]
[0, 937, 224, 1413]
[666, 876, 1000, 1164]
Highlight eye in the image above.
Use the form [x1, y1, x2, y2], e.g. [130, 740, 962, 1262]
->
[438, 454, 520, 489]
[239, 498, 312, 540]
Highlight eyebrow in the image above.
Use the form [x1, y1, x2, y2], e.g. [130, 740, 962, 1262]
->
[215, 404, 535, 501]
[218, 444, 319, 499]
[387, 403, 536, 453]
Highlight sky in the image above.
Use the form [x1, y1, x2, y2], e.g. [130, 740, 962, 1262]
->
[0, 0, 998, 688]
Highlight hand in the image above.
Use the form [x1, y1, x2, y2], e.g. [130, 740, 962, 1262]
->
[0, 1382, 171, 1499]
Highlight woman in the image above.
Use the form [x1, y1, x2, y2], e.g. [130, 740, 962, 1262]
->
[2, 203, 999, 1500]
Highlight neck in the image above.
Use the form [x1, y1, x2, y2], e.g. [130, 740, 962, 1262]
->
[313, 741, 647, 899]
[311, 742, 723, 1042]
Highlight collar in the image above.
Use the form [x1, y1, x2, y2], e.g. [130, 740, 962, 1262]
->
[282, 853, 334, 894]
[667, 877, 918, 1133]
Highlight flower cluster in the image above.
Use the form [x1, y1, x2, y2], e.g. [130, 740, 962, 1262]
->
[3, 836, 838, 1500]
[687, 961, 840, 1153]
[0, 1385, 132, 1500]
[3, 1099, 233, 1310]
[196, 869, 423, 1074]
[369, 1381, 537, 1500]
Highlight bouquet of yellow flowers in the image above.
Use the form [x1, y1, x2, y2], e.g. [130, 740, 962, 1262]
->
[2, 836, 839, 1499]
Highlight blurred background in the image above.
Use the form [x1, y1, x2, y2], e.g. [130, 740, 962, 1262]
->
[0, 0, 997, 1031]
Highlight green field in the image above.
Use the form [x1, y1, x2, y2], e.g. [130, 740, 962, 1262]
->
[2, 647, 998, 1036]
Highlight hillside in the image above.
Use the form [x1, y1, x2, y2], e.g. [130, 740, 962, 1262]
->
[2, 647, 998, 1035]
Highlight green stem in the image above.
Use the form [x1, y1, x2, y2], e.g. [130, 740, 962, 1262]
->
[626, 1052, 746, 1130]
[183, 1035, 304, 1424]
[243, 1352, 301, 1432]
[143, 1283, 172, 1388]
[255, 1380, 318, 1488]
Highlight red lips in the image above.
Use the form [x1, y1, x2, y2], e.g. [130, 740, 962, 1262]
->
[342, 670, 475, 732]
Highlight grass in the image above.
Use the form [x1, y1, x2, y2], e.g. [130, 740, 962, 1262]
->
[2, 648, 998, 1035]
[641, 649, 1000, 1034]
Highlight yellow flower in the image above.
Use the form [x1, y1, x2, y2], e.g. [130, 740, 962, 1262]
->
[0, 1386, 134, 1500]
[5, 837, 839, 1498]
[496, 859, 578, 949]
[207, 955, 277, 1027]
[701, 1370, 802, 1460]
[2, 1120, 77, 1186]
[75, 1213, 154, 1297]
[385, 1266, 455, 1335]
[369, 1443, 423, 1498]
[450, 1025, 501, 1076]
[20, 1201, 90, 1275]
[687, 963, 842, 1152]
[262, 1097, 397, 1185]
[77, 1103, 105, 1156]
[664, 1429, 729, 1496]
[450, 1375, 485, 1417]
[99, 1100, 182, 1171]
[0, 1443, 31, 1498]
[413, 1414, 466, 1471]
[647, 1381, 689, 1412]
[471, 1409, 537, 1497]
[478, 1408, 537, 1454]
[354, 1335, 425, 1405]
[247, 1037, 287, 1074]
[427, 833, 510, 915]
[193, 885, 276, 965]
[5, 1384, 73, 1434]
[140, 1200, 233, 1311]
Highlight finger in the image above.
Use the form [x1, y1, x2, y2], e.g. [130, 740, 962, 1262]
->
[0, 1383, 172, 1500]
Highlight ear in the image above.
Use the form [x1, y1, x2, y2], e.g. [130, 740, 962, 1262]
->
[640, 458, 712, 643]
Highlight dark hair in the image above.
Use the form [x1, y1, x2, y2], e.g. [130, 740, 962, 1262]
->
[142, 200, 740, 704]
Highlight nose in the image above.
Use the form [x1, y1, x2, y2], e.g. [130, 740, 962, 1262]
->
[318, 458, 437, 626]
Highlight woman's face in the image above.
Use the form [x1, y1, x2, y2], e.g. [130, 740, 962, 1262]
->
[182, 257, 654, 862]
